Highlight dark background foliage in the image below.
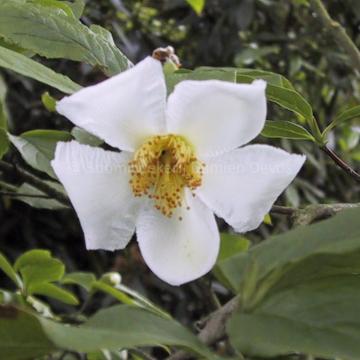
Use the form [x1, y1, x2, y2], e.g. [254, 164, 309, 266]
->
[0, 0, 359, 347]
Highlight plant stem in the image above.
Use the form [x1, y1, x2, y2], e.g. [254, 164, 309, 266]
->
[0, 160, 70, 205]
[167, 296, 241, 360]
[309, 0, 360, 74]
[271, 205, 296, 215]
[321, 146, 360, 183]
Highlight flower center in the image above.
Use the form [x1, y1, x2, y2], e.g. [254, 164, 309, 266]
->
[129, 134, 204, 217]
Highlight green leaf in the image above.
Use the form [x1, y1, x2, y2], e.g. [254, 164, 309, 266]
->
[0, 129, 9, 160]
[213, 234, 250, 291]
[61, 272, 96, 292]
[14, 250, 65, 290]
[66, 0, 85, 18]
[323, 105, 360, 136]
[29, 283, 79, 305]
[224, 207, 360, 359]
[56, 305, 217, 359]
[0, 74, 8, 129]
[0, 305, 218, 359]
[116, 283, 172, 320]
[41, 92, 57, 112]
[9, 130, 72, 177]
[15, 182, 68, 210]
[261, 120, 315, 141]
[186, 0, 205, 15]
[29, 0, 77, 18]
[71, 126, 103, 147]
[217, 233, 250, 263]
[237, 73, 313, 121]
[0, 305, 55, 360]
[166, 68, 236, 94]
[229, 275, 360, 360]
[0, 45, 81, 94]
[0, 76, 9, 159]
[92, 281, 135, 306]
[0, 253, 21, 287]
[0, 1, 131, 76]
[220, 207, 360, 296]
[166, 67, 314, 126]
[14, 250, 52, 272]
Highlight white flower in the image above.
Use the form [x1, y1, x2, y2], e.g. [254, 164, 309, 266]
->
[51, 57, 305, 286]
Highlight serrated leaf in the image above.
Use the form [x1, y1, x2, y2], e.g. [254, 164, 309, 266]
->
[166, 67, 314, 126]
[236, 73, 313, 121]
[61, 272, 96, 292]
[0, 1, 131, 75]
[29, 283, 79, 305]
[166, 68, 236, 94]
[261, 120, 315, 141]
[66, 0, 85, 18]
[0, 253, 21, 287]
[0, 46, 81, 94]
[9, 130, 72, 177]
[228, 275, 360, 360]
[224, 207, 360, 359]
[220, 207, 360, 297]
[29, 0, 77, 17]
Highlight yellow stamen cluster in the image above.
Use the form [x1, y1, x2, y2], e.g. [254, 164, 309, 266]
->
[129, 134, 204, 217]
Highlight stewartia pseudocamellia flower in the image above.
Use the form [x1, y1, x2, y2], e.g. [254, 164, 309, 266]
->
[52, 57, 305, 285]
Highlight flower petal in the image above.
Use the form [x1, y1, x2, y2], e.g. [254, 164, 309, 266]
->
[136, 190, 220, 286]
[166, 79, 267, 157]
[57, 57, 166, 152]
[197, 144, 306, 232]
[52, 141, 139, 250]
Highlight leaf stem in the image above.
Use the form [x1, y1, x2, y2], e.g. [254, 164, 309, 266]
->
[309, 0, 360, 74]
[321, 146, 360, 183]
[0, 160, 70, 205]
[167, 296, 241, 360]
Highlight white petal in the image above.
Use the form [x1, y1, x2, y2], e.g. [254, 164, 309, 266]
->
[197, 145, 306, 232]
[166, 79, 267, 157]
[51, 141, 139, 250]
[57, 57, 166, 152]
[136, 190, 220, 286]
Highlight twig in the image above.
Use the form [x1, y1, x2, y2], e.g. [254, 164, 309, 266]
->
[321, 146, 360, 183]
[195, 278, 221, 311]
[314, 2, 360, 69]
[309, 0, 360, 74]
[271, 205, 296, 216]
[0, 160, 70, 206]
[167, 296, 241, 360]
[292, 202, 360, 226]
[272, 202, 360, 226]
